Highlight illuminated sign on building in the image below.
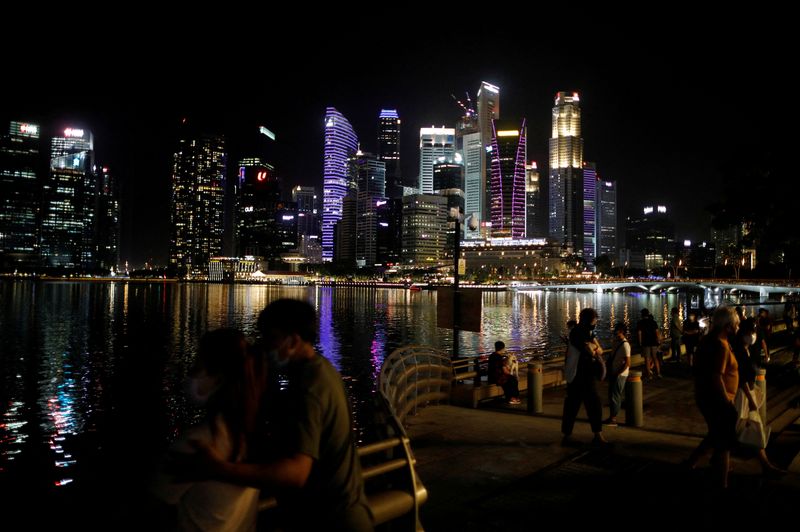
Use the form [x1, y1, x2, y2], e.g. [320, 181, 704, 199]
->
[64, 128, 84, 138]
[259, 126, 276, 141]
[20, 123, 38, 135]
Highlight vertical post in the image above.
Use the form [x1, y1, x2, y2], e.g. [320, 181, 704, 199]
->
[453, 215, 461, 360]
[626, 370, 644, 427]
[527, 363, 543, 414]
[755, 368, 767, 424]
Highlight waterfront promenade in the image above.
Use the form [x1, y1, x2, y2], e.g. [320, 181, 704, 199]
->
[407, 350, 800, 530]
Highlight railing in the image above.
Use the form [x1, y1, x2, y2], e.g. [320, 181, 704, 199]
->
[379, 345, 453, 425]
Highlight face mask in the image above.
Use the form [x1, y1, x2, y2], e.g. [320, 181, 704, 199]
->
[187, 374, 219, 406]
[267, 348, 289, 370]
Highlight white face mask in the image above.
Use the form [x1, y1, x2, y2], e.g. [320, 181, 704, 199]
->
[187, 373, 220, 406]
[267, 348, 289, 370]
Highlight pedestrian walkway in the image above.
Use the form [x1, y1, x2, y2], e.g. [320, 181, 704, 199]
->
[406, 353, 800, 530]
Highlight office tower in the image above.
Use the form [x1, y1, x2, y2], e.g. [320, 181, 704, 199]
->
[418, 127, 455, 195]
[93, 164, 120, 270]
[349, 150, 386, 196]
[322, 107, 358, 262]
[0, 121, 43, 268]
[401, 194, 448, 266]
[582, 162, 597, 265]
[489, 119, 527, 239]
[292, 185, 321, 263]
[169, 131, 226, 272]
[478, 81, 500, 234]
[525, 161, 546, 239]
[433, 157, 465, 259]
[626, 205, 675, 270]
[597, 178, 617, 259]
[548, 92, 584, 249]
[41, 126, 95, 268]
[236, 161, 280, 259]
[377, 109, 402, 199]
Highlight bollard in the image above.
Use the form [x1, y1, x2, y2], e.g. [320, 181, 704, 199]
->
[755, 368, 767, 424]
[625, 370, 644, 427]
[527, 363, 543, 414]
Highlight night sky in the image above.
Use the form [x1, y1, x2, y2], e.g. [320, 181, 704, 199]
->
[4, 14, 788, 267]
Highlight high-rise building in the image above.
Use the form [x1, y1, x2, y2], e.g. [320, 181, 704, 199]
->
[236, 160, 280, 259]
[355, 193, 384, 268]
[418, 127, 455, 195]
[169, 132, 226, 272]
[292, 185, 321, 263]
[41, 126, 95, 268]
[490, 119, 527, 239]
[454, 100, 483, 240]
[582, 162, 598, 265]
[349, 150, 386, 197]
[433, 157, 465, 260]
[322, 108, 358, 262]
[401, 194, 448, 266]
[93, 164, 120, 271]
[596, 179, 617, 259]
[377, 109, 402, 199]
[548, 92, 584, 250]
[478, 81, 500, 235]
[0, 121, 43, 268]
[626, 205, 675, 270]
[525, 162, 546, 239]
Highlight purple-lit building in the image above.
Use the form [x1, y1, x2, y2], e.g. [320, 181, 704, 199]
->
[582, 162, 597, 265]
[490, 119, 527, 239]
[322, 108, 358, 262]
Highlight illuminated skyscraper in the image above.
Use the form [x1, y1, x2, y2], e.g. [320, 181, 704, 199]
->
[478, 81, 500, 233]
[597, 179, 617, 259]
[525, 161, 546, 239]
[377, 109, 402, 199]
[322, 107, 358, 262]
[93, 164, 120, 270]
[490, 119, 527, 239]
[418, 127, 455, 195]
[582, 162, 597, 265]
[0, 121, 43, 268]
[402, 194, 448, 266]
[41, 126, 95, 268]
[548, 92, 584, 249]
[293, 185, 321, 263]
[169, 131, 226, 272]
[236, 160, 279, 259]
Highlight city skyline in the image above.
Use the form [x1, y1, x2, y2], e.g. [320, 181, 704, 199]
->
[3, 20, 787, 267]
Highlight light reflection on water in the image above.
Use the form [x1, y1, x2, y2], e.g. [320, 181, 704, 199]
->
[1, 280, 779, 496]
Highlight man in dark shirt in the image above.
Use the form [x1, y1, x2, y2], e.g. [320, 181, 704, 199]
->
[561, 308, 607, 446]
[682, 312, 701, 367]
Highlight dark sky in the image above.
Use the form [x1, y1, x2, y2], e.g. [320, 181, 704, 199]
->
[4, 14, 789, 267]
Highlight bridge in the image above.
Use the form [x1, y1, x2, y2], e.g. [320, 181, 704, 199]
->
[510, 280, 800, 300]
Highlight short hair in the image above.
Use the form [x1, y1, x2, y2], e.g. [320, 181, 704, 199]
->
[495, 340, 505, 351]
[711, 306, 739, 333]
[257, 299, 317, 344]
[671, 307, 679, 314]
[641, 308, 650, 317]
[614, 322, 628, 334]
[579, 308, 598, 325]
[566, 319, 578, 329]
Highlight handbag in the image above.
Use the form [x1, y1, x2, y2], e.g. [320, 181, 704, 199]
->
[736, 410, 768, 449]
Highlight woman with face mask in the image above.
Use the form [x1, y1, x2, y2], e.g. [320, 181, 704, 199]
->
[153, 329, 266, 531]
[732, 318, 786, 477]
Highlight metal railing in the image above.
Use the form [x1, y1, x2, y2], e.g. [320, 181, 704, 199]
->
[379, 345, 453, 425]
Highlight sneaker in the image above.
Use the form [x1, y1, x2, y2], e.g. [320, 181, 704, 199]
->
[508, 398, 522, 405]
[602, 418, 618, 427]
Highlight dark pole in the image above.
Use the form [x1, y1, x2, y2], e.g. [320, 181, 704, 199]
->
[453, 214, 461, 359]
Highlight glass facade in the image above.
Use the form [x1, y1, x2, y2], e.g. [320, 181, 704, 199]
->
[548, 92, 584, 248]
[322, 108, 358, 262]
[490, 120, 527, 239]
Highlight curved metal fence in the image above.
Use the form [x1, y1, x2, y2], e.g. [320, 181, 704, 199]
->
[379, 345, 453, 426]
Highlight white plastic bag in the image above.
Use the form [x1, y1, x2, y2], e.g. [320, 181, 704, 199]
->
[736, 410, 768, 449]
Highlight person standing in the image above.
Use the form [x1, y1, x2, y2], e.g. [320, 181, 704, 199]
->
[604, 323, 631, 426]
[637, 309, 662, 379]
[670, 307, 683, 364]
[682, 312, 701, 367]
[561, 308, 608, 446]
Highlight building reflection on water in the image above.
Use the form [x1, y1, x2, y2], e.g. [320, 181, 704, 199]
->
[1, 281, 773, 504]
